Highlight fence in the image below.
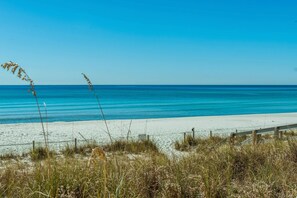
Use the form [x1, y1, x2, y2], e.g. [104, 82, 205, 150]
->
[0, 128, 217, 155]
[230, 123, 297, 145]
[0, 138, 88, 155]
[0, 133, 157, 155]
[1, 124, 297, 155]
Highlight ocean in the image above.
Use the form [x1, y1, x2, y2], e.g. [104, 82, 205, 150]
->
[1, 85, 297, 124]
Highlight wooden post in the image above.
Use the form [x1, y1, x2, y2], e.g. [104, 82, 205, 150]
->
[252, 130, 257, 145]
[210, 130, 213, 138]
[184, 132, 186, 142]
[192, 128, 195, 139]
[32, 140, 35, 151]
[147, 135, 150, 141]
[274, 127, 280, 140]
[74, 138, 77, 152]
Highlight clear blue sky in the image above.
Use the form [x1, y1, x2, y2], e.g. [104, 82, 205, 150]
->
[0, 0, 297, 85]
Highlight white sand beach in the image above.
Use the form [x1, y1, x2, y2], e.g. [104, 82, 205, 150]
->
[1, 113, 297, 154]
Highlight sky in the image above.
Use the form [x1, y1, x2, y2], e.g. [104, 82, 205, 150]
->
[0, 0, 297, 85]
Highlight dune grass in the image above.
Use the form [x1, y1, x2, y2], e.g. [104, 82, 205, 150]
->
[60, 139, 159, 158]
[103, 139, 159, 154]
[1, 138, 297, 197]
[175, 134, 228, 151]
[0, 153, 27, 160]
[30, 147, 55, 161]
[61, 141, 99, 157]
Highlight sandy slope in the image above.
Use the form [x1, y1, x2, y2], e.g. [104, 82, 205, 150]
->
[0, 113, 297, 154]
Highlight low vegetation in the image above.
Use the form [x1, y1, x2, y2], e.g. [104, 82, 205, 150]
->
[103, 139, 159, 153]
[1, 138, 297, 197]
[61, 141, 99, 157]
[60, 139, 159, 158]
[30, 147, 55, 161]
[175, 134, 228, 151]
[0, 153, 27, 160]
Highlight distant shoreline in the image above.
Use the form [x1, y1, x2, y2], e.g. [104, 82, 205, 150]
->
[1, 111, 297, 125]
[2, 112, 297, 125]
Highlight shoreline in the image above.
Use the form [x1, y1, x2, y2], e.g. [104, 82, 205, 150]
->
[2, 111, 297, 125]
[1, 112, 297, 154]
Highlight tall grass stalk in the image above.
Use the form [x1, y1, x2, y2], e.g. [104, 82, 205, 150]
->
[82, 73, 112, 143]
[43, 102, 49, 146]
[126, 120, 132, 140]
[1, 61, 48, 149]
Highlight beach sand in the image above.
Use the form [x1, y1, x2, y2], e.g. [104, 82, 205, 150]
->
[1, 113, 297, 154]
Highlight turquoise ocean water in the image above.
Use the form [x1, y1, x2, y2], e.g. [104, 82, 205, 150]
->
[1, 85, 297, 124]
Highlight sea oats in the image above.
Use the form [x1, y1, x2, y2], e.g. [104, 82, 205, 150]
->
[82, 73, 113, 143]
[1, 61, 48, 150]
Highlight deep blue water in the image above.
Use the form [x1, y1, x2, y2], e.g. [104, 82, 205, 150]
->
[1, 85, 297, 124]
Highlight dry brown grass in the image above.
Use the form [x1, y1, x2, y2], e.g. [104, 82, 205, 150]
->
[1, 138, 297, 197]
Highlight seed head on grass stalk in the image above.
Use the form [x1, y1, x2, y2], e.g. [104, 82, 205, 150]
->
[1, 61, 48, 149]
[82, 73, 113, 143]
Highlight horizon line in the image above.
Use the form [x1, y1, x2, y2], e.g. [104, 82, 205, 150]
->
[1, 84, 297, 86]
